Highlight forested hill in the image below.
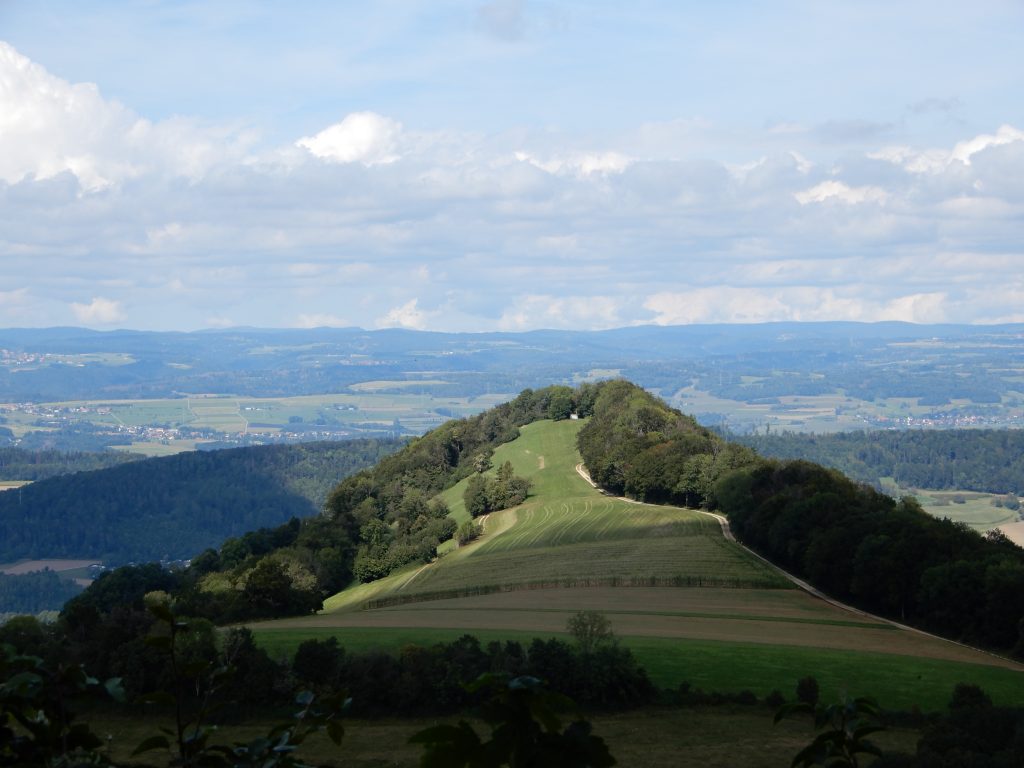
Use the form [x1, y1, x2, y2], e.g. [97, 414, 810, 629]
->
[579, 382, 1024, 656]
[0, 447, 142, 480]
[735, 429, 1024, 494]
[93, 385, 592, 625]
[0, 439, 399, 564]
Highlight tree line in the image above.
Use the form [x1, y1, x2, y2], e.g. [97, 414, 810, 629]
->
[737, 428, 1024, 495]
[321, 384, 595, 586]
[577, 381, 1024, 657]
[0, 439, 400, 565]
[0, 446, 141, 480]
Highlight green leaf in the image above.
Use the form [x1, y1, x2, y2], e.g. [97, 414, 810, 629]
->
[326, 719, 345, 746]
[132, 734, 171, 756]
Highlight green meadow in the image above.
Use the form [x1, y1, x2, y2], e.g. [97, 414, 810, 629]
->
[251, 418, 1024, 713]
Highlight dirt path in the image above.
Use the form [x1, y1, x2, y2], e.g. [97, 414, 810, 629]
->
[575, 462, 1022, 670]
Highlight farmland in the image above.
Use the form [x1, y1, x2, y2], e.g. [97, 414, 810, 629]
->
[251, 418, 1024, 711]
[0, 391, 512, 455]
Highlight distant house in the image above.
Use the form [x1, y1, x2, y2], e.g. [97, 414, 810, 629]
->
[569, 413, 579, 420]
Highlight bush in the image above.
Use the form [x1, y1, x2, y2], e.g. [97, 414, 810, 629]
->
[796, 676, 820, 707]
[456, 520, 483, 546]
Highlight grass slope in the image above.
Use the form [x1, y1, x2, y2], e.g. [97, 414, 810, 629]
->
[253, 418, 1024, 710]
[357, 419, 784, 603]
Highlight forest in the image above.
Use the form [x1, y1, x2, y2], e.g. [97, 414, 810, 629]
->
[0, 439, 400, 565]
[4, 380, 1024, 765]
[577, 381, 1024, 656]
[0, 446, 141, 480]
[737, 428, 1024, 494]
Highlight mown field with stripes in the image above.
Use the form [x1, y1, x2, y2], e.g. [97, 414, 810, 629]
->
[252, 418, 1024, 710]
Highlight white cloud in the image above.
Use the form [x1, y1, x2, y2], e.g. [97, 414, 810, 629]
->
[643, 288, 947, 325]
[296, 112, 402, 165]
[376, 299, 435, 330]
[0, 42, 244, 192]
[514, 151, 631, 177]
[951, 125, 1024, 165]
[3, 43, 1024, 331]
[498, 294, 624, 331]
[795, 180, 888, 205]
[70, 297, 126, 325]
[871, 124, 1024, 174]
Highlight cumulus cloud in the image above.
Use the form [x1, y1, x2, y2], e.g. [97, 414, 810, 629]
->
[4, 43, 1024, 331]
[376, 299, 435, 330]
[70, 297, 126, 326]
[0, 42, 243, 192]
[514, 150, 632, 177]
[950, 125, 1024, 165]
[498, 294, 625, 331]
[871, 124, 1024, 174]
[795, 180, 889, 205]
[296, 112, 402, 165]
[644, 288, 948, 325]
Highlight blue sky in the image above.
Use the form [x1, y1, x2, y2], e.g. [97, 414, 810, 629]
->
[1, 1, 1023, 330]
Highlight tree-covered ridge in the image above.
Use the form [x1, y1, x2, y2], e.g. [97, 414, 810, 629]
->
[0, 570, 81, 615]
[576, 379, 757, 506]
[0, 446, 143, 480]
[0, 439, 399, 564]
[574, 382, 1024, 656]
[323, 385, 592, 584]
[736, 428, 1024, 495]
[715, 462, 1024, 655]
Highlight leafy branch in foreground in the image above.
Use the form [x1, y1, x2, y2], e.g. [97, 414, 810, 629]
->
[0, 642, 124, 767]
[410, 673, 615, 768]
[775, 696, 886, 768]
[133, 600, 348, 767]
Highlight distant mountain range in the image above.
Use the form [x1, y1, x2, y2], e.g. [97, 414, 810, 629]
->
[2, 322, 1023, 403]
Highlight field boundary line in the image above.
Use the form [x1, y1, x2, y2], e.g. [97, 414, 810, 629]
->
[576, 461, 1024, 672]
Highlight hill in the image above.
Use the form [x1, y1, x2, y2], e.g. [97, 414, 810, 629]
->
[0, 446, 143, 480]
[246, 384, 1024, 710]
[737, 428, 1024, 496]
[53, 380, 1024, 714]
[0, 439, 399, 565]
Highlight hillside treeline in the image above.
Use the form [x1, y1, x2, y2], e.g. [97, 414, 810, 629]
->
[578, 381, 1024, 656]
[737, 428, 1024, 494]
[0, 439, 399, 564]
[322, 385, 593, 585]
[717, 462, 1024, 653]
[577, 379, 757, 507]
[0, 446, 142, 480]
[0, 570, 81, 614]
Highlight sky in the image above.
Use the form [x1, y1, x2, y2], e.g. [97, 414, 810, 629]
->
[1, 0, 1023, 332]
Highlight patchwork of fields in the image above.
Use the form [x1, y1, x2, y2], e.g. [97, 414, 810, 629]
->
[252, 418, 1024, 710]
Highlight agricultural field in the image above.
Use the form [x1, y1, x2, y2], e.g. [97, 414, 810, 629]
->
[0, 391, 512, 454]
[914, 489, 1021, 530]
[251, 419, 1024, 711]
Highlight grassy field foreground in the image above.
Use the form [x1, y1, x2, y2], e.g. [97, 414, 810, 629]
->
[251, 419, 1024, 712]
[91, 707, 921, 768]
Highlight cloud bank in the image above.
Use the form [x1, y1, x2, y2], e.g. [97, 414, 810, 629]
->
[2, 42, 1024, 331]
